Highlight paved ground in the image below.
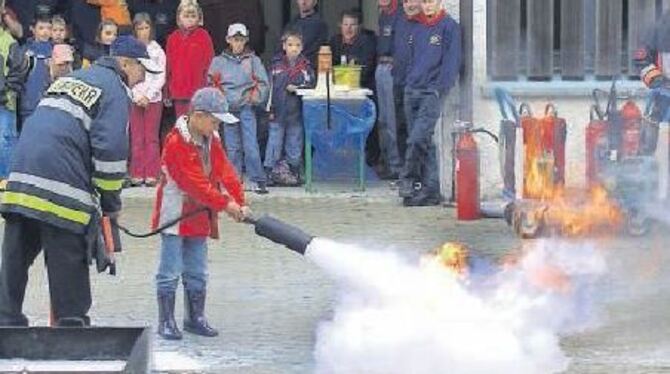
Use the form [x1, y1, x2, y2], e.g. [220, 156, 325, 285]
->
[3, 183, 670, 373]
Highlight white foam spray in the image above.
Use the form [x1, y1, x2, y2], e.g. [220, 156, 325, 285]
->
[306, 238, 606, 374]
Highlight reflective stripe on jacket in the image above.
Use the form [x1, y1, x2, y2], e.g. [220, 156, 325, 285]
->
[0, 56, 130, 234]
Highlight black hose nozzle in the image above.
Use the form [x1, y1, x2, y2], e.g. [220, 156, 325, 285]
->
[248, 215, 314, 255]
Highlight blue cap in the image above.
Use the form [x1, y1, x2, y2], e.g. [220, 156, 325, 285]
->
[190, 87, 239, 124]
[110, 35, 162, 73]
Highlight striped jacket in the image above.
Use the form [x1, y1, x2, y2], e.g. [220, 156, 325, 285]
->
[0, 56, 130, 234]
[151, 116, 245, 237]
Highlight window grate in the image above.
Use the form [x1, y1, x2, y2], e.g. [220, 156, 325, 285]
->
[487, 0, 665, 82]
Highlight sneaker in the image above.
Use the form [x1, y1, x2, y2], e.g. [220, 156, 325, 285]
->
[145, 178, 158, 187]
[252, 181, 269, 195]
[273, 169, 299, 186]
[402, 190, 441, 207]
[398, 180, 421, 198]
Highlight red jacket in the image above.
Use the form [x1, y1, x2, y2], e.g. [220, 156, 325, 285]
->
[151, 116, 245, 237]
[165, 27, 214, 100]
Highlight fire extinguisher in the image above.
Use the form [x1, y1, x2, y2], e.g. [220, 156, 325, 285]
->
[520, 103, 567, 199]
[620, 100, 643, 157]
[585, 105, 609, 188]
[456, 131, 480, 220]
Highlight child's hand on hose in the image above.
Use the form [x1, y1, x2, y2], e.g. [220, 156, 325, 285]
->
[224, 201, 244, 222]
[241, 206, 253, 221]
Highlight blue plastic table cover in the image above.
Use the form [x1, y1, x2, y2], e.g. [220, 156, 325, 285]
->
[302, 98, 378, 182]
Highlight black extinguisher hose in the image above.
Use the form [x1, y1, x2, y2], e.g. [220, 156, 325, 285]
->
[470, 128, 499, 143]
[113, 207, 210, 238]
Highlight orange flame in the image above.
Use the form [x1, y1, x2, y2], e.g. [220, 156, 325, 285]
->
[542, 186, 624, 236]
[523, 125, 623, 237]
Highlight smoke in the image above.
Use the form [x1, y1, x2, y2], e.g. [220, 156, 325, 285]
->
[306, 238, 607, 374]
[646, 202, 670, 226]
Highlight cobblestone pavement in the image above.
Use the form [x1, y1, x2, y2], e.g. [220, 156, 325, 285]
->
[2, 184, 670, 373]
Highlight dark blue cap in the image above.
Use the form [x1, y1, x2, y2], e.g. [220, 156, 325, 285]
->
[110, 35, 162, 73]
[110, 35, 150, 59]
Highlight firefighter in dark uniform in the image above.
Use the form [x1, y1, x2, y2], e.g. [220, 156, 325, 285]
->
[0, 35, 160, 326]
[635, 10, 670, 122]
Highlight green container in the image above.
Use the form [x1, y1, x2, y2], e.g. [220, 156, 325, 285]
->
[333, 65, 362, 89]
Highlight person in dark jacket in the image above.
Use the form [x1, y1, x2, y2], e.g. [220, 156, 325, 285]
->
[398, 0, 461, 206]
[330, 9, 377, 91]
[0, 35, 160, 327]
[392, 0, 421, 160]
[68, 0, 101, 53]
[0, 10, 29, 183]
[19, 15, 53, 126]
[264, 30, 314, 186]
[283, 0, 328, 69]
[200, 0, 265, 55]
[634, 10, 670, 122]
[82, 19, 118, 67]
[375, 0, 402, 178]
[6, 0, 64, 40]
[128, 0, 178, 46]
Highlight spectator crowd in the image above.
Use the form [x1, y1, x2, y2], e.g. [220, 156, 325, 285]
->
[0, 0, 461, 206]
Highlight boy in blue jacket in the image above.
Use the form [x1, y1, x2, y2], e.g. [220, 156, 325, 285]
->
[265, 30, 314, 186]
[19, 14, 53, 126]
[208, 23, 270, 194]
[283, 0, 328, 69]
[399, 0, 461, 206]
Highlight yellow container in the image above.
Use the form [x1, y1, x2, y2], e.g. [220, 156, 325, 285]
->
[333, 65, 362, 89]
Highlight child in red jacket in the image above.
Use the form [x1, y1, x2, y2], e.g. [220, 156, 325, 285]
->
[152, 87, 251, 340]
[165, 0, 214, 118]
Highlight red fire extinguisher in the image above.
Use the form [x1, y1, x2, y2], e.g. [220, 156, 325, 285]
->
[456, 132, 480, 220]
[585, 105, 609, 188]
[585, 98, 643, 188]
[621, 100, 642, 157]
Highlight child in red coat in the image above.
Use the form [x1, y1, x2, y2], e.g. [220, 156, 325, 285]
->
[165, 0, 214, 118]
[152, 87, 250, 340]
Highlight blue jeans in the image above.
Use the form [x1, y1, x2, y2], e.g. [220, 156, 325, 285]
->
[401, 89, 442, 194]
[155, 234, 208, 294]
[264, 98, 303, 169]
[222, 106, 266, 183]
[394, 86, 408, 160]
[375, 63, 402, 173]
[0, 108, 17, 179]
